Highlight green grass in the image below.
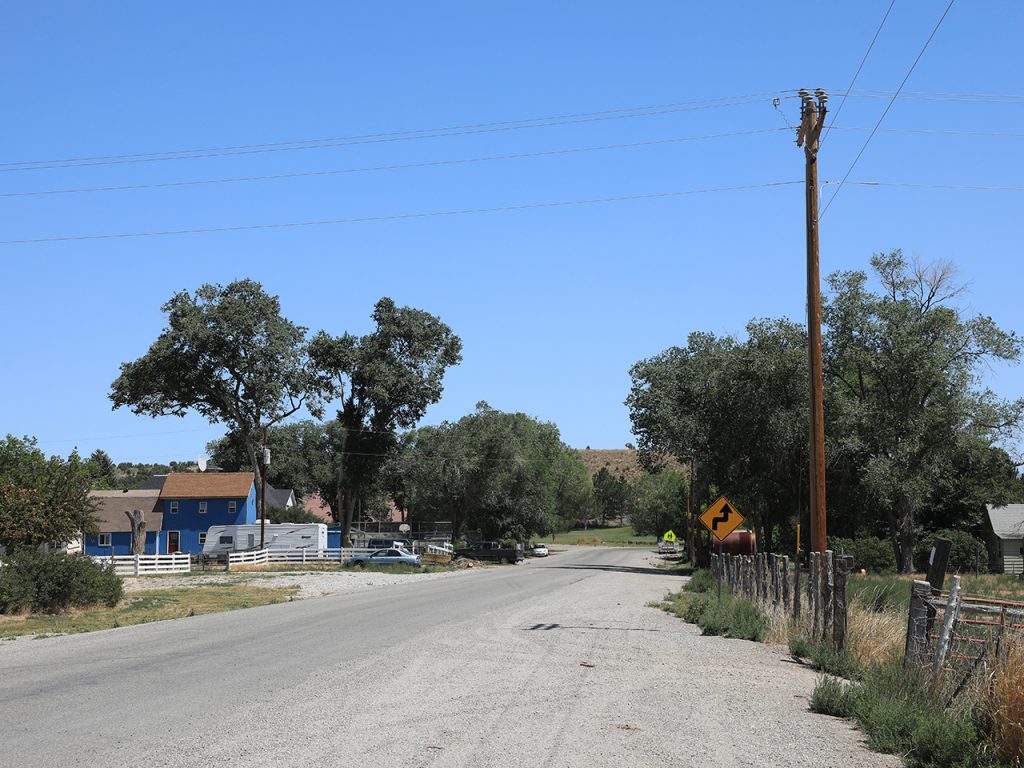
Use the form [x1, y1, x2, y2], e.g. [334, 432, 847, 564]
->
[789, 636, 863, 680]
[548, 526, 656, 547]
[654, 575, 768, 642]
[0, 584, 300, 639]
[846, 572, 1024, 614]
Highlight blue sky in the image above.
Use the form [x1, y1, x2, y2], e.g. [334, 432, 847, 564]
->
[1, 2, 1021, 464]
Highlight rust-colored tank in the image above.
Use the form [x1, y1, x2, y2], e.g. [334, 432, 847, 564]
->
[715, 529, 757, 556]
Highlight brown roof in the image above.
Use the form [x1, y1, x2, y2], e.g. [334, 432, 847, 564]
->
[160, 472, 255, 499]
[89, 490, 163, 533]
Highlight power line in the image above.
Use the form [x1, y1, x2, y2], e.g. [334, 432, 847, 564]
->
[830, 125, 1024, 138]
[0, 181, 803, 245]
[839, 88, 1024, 103]
[0, 128, 789, 199]
[820, 0, 957, 220]
[0, 93, 793, 173]
[821, 0, 897, 146]
[825, 180, 1024, 192]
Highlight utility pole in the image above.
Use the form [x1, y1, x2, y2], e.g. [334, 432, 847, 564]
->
[260, 426, 268, 548]
[796, 88, 828, 555]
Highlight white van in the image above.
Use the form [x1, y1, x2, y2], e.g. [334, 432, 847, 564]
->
[201, 523, 327, 558]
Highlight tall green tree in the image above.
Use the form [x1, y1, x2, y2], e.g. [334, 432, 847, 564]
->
[86, 449, 117, 490]
[0, 436, 97, 550]
[309, 298, 462, 544]
[110, 280, 319, 512]
[824, 252, 1023, 571]
[630, 470, 689, 538]
[592, 467, 631, 527]
[384, 405, 592, 540]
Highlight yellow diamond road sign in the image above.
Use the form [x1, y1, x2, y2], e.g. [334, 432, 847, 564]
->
[662, 530, 676, 543]
[699, 496, 745, 542]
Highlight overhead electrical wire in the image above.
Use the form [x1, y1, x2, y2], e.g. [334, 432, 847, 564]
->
[0, 181, 804, 245]
[820, 0, 957, 220]
[0, 128, 789, 198]
[825, 180, 1024, 192]
[821, 0, 897, 146]
[0, 93, 793, 173]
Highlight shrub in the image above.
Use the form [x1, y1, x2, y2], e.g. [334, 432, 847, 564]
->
[0, 562, 34, 613]
[695, 594, 768, 641]
[0, 551, 123, 614]
[810, 675, 855, 718]
[914, 530, 988, 574]
[829, 536, 896, 573]
[684, 568, 716, 594]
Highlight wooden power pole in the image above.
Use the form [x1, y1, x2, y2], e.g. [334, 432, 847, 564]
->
[796, 89, 828, 555]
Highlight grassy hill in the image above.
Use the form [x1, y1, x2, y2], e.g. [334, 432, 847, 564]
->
[576, 448, 685, 481]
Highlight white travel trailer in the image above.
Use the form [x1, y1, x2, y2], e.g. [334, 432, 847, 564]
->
[201, 523, 327, 558]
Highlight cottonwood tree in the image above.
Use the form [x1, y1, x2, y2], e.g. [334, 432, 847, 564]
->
[384, 404, 592, 540]
[309, 298, 462, 545]
[824, 252, 1023, 572]
[110, 280, 319, 512]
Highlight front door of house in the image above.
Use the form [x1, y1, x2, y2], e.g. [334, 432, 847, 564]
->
[167, 531, 180, 554]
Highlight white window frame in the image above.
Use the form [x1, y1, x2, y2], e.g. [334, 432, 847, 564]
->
[228, 500, 237, 514]
[169, 501, 179, 515]
[198, 532, 207, 546]
[198, 500, 208, 515]
[98, 533, 112, 547]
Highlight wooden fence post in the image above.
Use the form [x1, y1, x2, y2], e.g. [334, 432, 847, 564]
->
[905, 579, 933, 667]
[761, 553, 770, 605]
[809, 552, 820, 639]
[782, 555, 791, 613]
[824, 550, 835, 642]
[932, 575, 962, 679]
[833, 555, 851, 650]
[794, 554, 801, 620]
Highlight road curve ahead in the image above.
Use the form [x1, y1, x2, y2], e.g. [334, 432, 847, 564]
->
[0, 547, 896, 768]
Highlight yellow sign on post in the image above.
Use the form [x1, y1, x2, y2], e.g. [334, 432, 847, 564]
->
[662, 530, 676, 543]
[699, 496, 745, 542]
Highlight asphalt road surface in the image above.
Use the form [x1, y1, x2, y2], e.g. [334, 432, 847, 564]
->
[0, 547, 898, 768]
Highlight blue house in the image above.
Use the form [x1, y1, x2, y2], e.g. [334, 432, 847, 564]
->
[157, 472, 257, 554]
[84, 489, 164, 556]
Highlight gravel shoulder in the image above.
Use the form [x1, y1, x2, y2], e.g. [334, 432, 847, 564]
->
[122, 565, 472, 599]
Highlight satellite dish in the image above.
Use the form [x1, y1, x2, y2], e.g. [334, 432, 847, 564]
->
[197, 456, 208, 472]
[399, 524, 411, 533]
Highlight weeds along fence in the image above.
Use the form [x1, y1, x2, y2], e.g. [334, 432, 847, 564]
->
[710, 550, 853, 648]
[905, 574, 1024, 699]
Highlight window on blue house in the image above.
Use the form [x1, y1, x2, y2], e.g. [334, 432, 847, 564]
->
[198, 533, 207, 545]
[228, 500, 237, 514]
[169, 501, 178, 514]
[98, 533, 112, 547]
[199, 501, 208, 515]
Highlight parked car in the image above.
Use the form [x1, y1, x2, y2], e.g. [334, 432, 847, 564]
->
[351, 548, 421, 567]
[531, 543, 549, 557]
[454, 541, 524, 564]
[367, 538, 412, 550]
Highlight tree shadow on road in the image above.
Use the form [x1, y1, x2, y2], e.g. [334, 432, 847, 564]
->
[546, 563, 672, 576]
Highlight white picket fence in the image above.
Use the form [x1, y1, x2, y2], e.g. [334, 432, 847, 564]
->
[413, 541, 454, 556]
[92, 553, 192, 576]
[226, 547, 378, 569]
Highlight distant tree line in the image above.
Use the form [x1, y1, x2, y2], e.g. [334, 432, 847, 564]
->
[628, 252, 1024, 572]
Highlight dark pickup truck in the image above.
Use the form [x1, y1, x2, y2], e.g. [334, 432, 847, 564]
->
[455, 541, 524, 564]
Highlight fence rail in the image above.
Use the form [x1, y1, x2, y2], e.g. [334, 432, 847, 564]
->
[91, 553, 192, 576]
[226, 547, 384, 569]
[710, 549, 852, 648]
[905, 576, 1024, 698]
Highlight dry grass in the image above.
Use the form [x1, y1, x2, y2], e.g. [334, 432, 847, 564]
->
[985, 642, 1024, 766]
[0, 584, 299, 639]
[847, 602, 905, 667]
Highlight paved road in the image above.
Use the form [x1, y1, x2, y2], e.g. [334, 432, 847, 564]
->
[0, 547, 897, 767]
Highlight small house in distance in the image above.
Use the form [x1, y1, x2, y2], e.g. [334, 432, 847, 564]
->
[158, 472, 256, 554]
[84, 489, 163, 556]
[986, 504, 1024, 575]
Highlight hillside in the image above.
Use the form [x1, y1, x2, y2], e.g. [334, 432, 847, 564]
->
[575, 448, 685, 481]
